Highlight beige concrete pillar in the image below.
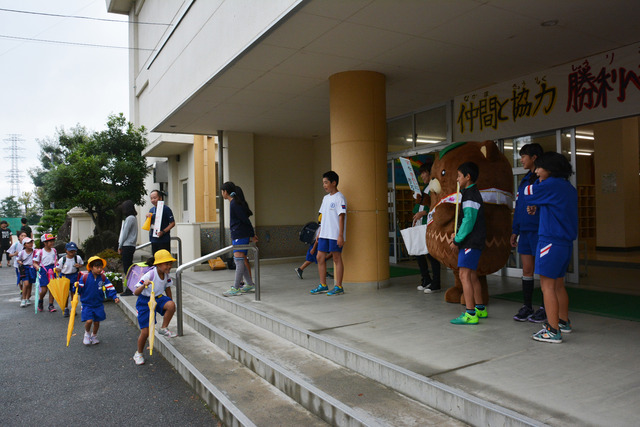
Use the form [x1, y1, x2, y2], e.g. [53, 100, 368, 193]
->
[329, 70, 389, 287]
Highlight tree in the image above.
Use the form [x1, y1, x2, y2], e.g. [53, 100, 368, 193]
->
[37, 209, 67, 236]
[0, 196, 22, 217]
[18, 191, 42, 224]
[33, 113, 150, 238]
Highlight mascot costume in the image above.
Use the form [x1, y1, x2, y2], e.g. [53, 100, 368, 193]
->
[426, 141, 513, 304]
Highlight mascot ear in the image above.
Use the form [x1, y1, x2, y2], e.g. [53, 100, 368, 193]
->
[480, 140, 501, 161]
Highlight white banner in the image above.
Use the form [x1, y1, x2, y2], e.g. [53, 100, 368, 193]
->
[454, 42, 640, 141]
[152, 201, 164, 238]
[399, 157, 421, 197]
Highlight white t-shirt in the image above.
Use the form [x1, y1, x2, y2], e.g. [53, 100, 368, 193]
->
[34, 248, 57, 267]
[318, 191, 347, 240]
[8, 241, 23, 268]
[18, 249, 34, 266]
[56, 255, 84, 275]
[135, 266, 172, 297]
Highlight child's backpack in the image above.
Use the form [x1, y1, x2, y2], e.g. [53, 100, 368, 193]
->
[299, 222, 320, 245]
[124, 262, 155, 294]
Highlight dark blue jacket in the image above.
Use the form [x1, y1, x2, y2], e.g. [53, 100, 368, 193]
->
[229, 199, 255, 240]
[523, 177, 577, 246]
[512, 171, 540, 235]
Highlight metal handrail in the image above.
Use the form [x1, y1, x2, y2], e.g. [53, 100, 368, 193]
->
[174, 244, 260, 336]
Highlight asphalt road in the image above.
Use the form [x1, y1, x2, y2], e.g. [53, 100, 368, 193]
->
[0, 265, 219, 427]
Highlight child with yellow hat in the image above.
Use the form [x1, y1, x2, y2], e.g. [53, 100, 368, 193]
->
[132, 249, 177, 365]
[77, 256, 120, 345]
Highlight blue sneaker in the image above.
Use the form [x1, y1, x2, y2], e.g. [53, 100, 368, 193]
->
[532, 324, 562, 343]
[310, 284, 328, 294]
[327, 286, 344, 296]
[223, 287, 242, 297]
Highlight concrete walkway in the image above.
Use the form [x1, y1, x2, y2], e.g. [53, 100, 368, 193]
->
[0, 266, 218, 427]
[179, 259, 640, 426]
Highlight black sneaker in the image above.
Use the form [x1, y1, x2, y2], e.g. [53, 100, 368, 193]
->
[326, 271, 333, 279]
[528, 307, 547, 323]
[294, 268, 303, 279]
[513, 305, 534, 322]
[48, 304, 57, 313]
[423, 283, 441, 294]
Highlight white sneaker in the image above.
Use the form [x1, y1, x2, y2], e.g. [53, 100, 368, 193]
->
[158, 327, 177, 338]
[90, 335, 100, 345]
[133, 351, 145, 365]
[417, 285, 426, 291]
[25, 299, 31, 306]
[83, 333, 91, 345]
[20, 300, 26, 308]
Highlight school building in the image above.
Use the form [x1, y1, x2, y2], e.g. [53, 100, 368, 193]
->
[107, 1, 640, 292]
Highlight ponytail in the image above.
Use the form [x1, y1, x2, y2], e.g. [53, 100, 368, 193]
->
[146, 256, 155, 267]
[221, 181, 253, 217]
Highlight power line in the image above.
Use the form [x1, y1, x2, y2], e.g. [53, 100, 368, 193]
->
[0, 7, 171, 26]
[0, 34, 155, 51]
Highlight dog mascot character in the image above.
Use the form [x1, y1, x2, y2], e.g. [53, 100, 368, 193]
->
[426, 141, 513, 304]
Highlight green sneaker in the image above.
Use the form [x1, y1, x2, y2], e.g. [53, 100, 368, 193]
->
[327, 286, 344, 296]
[559, 319, 572, 334]
[240, 284, 255, 293]
[223, 287, 242, 297]
[450, 312, 479, 325]
[475, 307, 487, 318]
[310, 284, 328, 294]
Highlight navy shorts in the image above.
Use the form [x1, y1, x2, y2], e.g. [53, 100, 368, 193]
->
[38, 265, 56, 288]
[535, 240, 572, 279]
[21, 266, 37, 284]
[81, 304, 106, 322]
[457, 247, 482, 270]
[305, 245, 318, 264]
[232, 237, 250, 255]
[136, 295, 173, 329]
[64, 273, 79, 291]
[317, 238, 342, 253]
[517, 231, 539, 256]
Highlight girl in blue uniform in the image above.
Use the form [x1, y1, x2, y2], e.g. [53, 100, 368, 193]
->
[523, 152, 577, 343]
[220, 182, 257, 297]
[510, 143, 545, 322]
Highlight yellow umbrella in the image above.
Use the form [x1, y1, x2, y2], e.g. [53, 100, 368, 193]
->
[148, 281, 156, 355]
[66, 283, 80, 347]
[48, 273, 70, 311]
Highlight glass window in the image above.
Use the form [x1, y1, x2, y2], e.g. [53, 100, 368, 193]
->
[387, 115, 413, 153]
[415, 105, 447, 148]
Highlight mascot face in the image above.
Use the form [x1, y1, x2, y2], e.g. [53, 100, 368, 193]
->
[426, 141, 513, 275]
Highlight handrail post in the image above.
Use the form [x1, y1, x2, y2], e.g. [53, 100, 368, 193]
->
[173, 243, 259, 336]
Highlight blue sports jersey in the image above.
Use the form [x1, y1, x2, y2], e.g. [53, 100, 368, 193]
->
[523, 176, 577, 246]
[512, 171, 540, 235]
[78, 272, 118, 307]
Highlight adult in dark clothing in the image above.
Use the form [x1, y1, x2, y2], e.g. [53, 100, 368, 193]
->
[146, 190, 175, 256]
[20, 218, 32, 239]
[412, 162, 441, 293]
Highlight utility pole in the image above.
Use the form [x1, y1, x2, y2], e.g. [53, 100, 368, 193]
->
[4, 134, 25, 198]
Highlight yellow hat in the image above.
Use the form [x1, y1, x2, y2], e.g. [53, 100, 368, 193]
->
[87, 256, 107, 270]
[153, 249, 176, 265]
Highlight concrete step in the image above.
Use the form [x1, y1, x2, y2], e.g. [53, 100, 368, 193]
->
[180, 292, 461, 426]
[182, 281, 544, 427]
[117, 296, 327, 427]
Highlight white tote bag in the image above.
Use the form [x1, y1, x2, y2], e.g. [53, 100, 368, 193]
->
[400, 223, 428, 256]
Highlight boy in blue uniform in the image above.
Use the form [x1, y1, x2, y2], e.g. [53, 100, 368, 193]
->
[450, 162, 487, 325]
[510, 143, 545, 322]
[310, 171, 347, 296]
[78, 256, 120, 345]
[523, 152, 577, 343]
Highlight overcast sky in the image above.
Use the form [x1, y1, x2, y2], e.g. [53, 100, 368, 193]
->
[0, 0, 129, 202]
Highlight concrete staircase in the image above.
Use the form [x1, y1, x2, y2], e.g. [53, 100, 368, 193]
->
[117, 278, 544, 427]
